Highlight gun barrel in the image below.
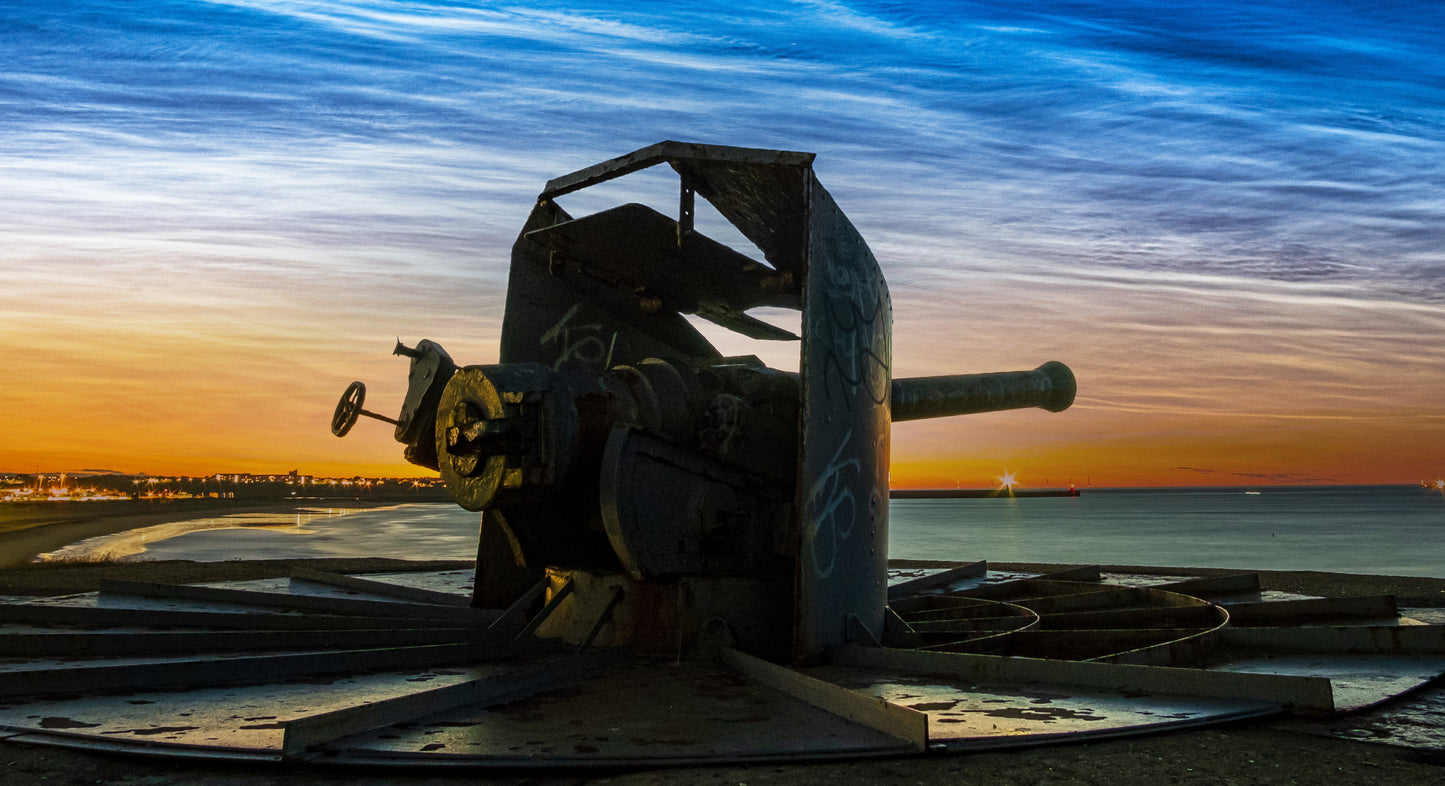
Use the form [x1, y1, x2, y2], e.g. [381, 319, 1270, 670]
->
[890, 361, 1076, 422]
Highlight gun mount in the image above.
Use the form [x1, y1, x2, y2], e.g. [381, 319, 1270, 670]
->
[334, 142, 1076, 659]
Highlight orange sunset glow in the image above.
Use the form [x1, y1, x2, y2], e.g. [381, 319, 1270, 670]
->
[7, 260, 1442, 487]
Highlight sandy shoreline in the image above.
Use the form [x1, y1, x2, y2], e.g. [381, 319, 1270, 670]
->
[0, 498, 424, 569]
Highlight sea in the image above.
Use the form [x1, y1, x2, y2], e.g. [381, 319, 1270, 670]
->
[40, 485, 1445, 579]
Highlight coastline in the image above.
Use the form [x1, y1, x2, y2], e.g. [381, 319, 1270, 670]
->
[0, 498, 433, 569]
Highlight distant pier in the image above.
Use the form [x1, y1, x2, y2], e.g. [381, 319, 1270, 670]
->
[891, 488, 1081, 499]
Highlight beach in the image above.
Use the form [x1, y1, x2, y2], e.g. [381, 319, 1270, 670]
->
[0, 498, 413, 569]
[0, 504, 1442, 784]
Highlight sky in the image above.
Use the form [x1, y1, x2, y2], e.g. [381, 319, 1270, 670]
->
[3, 0, 1443, 487]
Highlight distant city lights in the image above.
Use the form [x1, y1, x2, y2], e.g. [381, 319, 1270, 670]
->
[0, 471, 444, 504]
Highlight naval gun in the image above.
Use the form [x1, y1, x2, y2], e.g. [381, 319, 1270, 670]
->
[333, 142, 1075, 661]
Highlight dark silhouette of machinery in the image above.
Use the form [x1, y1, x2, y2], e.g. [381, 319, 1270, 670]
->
[333, 141, 1075, 659]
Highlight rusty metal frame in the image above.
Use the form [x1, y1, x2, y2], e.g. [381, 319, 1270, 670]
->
[539, 141, 815, 201]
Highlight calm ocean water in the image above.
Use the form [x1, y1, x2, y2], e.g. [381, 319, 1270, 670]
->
[890, 485, 1445, 578]
[42, 486, 1445, 578]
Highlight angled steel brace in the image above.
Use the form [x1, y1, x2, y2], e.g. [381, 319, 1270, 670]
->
[832, 644, 1334, 714]
[282, 649, 629, 757]
[0, 640, 527, 699]
[721, 648, 927, 752]
[99, 580, 491, 623]
[887, 561, 987, 601]
[289, 568, 473, 607]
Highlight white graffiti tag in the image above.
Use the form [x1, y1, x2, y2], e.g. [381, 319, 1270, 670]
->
[806, 430, 862, 578]
[540, 303, 615, 371]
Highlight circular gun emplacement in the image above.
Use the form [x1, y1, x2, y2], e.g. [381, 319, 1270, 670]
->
[890, 361, 1076, 422]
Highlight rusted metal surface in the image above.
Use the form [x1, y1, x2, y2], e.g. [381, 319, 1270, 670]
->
[722, 648, 928, 751]
[0, 640, 521, 699]
[835, 637, 1336, 714]
[330, 141, 1075, 660]
[807, 661, 1282, 749]
[288, 568, 473, 607]
[314, 658, 918, 765]
[796, 177, 894, 656]
[0, 628, 480, 658]
[0, 661, 515, 757]
[887, 560, 988, 600]
[1214, 654, 1445, 713]
[98, 579, 491, 622]
[281, 650, 626, 756]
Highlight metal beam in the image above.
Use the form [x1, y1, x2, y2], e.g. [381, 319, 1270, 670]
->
[722, 648, 927, 751]
[1155, 573, 1261, 597]
[540, 141, 814, 200]
[289, 569, 472, 607]
[0, 640, 529, 699]
[950, 578, 1111, 603]
[887, 561, 986, 601]
[833, 644, 1332, 713]
[487, 577, 549, 635]
[1034, 565, 1103, 583]
[0, 603, 471, 631]
[575, 587, 624, 653]
[1013, 587, 1210, 615]
[1224, 595, 1398, 625]
[890, 594, 1009, 615]
[1035, 604, 1226, 631]
[516, 578, 575, 640]
[281, 650, 628, 757]
[100, 580, 492, 623]
[0, 628, 480, 657]
[1221, 623, 1445, 654]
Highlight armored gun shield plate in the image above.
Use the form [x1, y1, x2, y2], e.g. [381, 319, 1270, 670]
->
[796, 176, 893, 656]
